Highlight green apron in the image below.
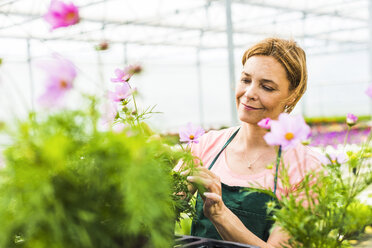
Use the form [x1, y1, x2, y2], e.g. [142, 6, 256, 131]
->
[190, 128, 282, 242]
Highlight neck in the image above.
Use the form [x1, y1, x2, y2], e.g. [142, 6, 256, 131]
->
[234, 122, 273, 152]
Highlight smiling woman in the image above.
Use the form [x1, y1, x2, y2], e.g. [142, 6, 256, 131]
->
[179, 38, 322, 248]
[240, 38, 307, 114]
[236, 56, 292, 124]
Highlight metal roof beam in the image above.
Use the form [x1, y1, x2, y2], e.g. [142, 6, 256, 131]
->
[0, 8, 367, 46]
[230, 0, 367, 22]
[0, 33, 224, 49]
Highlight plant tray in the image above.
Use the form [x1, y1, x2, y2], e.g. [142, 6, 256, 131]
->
[174, 235, 260, 248]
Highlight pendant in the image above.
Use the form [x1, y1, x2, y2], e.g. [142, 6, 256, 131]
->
[247, 163, 252, 168]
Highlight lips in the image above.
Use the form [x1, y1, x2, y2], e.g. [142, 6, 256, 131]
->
[241, 103, 262, 110]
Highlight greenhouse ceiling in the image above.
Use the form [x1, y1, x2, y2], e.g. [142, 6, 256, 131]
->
[0, 0, 370, 56]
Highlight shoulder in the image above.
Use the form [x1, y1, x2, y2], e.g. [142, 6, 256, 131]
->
[199, 126, 237, 145]
[190, 126, 238, 162]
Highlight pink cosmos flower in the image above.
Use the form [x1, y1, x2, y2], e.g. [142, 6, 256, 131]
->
[258, 118, 272, 130]
[44, 0, 80, 30]
[318, 152, 348, 165]
[111, 68, 132, 83]
[108, 83, 132, 102]
[37, 55, 77, 107]
[179, 123, 205, 144]
[346, 113, 358, 127]
[366, 83, 372, 98]
[264, 113, 311, 150]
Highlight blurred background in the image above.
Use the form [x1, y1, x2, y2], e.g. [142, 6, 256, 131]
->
[0, 0, 371, 136]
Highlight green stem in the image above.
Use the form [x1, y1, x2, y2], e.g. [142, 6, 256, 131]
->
[127, 83, 141, 130]
[132, 95, 140, 125]
[179, 143, 186, 152]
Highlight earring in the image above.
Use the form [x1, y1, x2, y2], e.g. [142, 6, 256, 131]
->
[285, 105, 292, 113]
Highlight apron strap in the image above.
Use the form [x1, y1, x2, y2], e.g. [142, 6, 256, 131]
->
[207, 127, 240, 170]
[207, 127, 281, 195]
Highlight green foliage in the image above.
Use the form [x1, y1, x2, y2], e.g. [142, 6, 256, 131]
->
[269, 141, 372, 248]
[0, 102, 195, 247]
[305, 115, 371, 126]
[174, 213, 193, 236]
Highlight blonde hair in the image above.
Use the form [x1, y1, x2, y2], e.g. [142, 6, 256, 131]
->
[242, 37, 307, 113]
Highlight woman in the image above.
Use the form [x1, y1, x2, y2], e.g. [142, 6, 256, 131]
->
[180, 38, 321, 247]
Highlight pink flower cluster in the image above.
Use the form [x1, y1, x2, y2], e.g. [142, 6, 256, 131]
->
[100, 64, 143, 131]
[44, 0, 80, 30]
[108, 64, 142, 103]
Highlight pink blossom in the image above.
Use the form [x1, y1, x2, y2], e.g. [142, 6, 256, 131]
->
[125, 64, 143, 75]
[179, 123, 205, 144]
[258, 118, 272, 130]
[37, 55, 77, 107]
[264, 113, 311, 150]
[346, 113, 358, 127]
[44, 0, 80, 30]
[366, 83, 372, 98]
[108, 83, 132, 102]
[318, 152, 348, 165]
[111, 68, 132, 83]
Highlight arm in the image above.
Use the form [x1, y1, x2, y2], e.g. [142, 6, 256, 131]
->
[187, 167, 290, 247]
[211, 206, 289, 247]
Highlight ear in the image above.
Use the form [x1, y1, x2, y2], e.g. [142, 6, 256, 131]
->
[283, 95, 297, 113]
[286, 93, 297, 106]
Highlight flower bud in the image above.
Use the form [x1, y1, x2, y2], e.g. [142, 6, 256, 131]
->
[258, 118, 272, 130]
[346, 113, 358, 127]
[95, 41, 109, 51]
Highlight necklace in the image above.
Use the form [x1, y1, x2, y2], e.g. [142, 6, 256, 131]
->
[246, 152, 266, 169]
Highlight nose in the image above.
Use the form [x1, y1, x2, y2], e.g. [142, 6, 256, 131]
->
[243, 82, 258, 100]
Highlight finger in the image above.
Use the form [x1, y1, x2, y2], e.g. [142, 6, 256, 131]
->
[193, 170, 212, 179]
[186, 176, 210, 184]
[185, 168, 212, 181]
[180, 169, 191, 176]
[186, 176, 212, 186]
[203, 192, 222, 202]
[198, 167, 221, 181]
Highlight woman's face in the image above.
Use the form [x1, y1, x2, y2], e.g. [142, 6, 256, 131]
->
[236, 55, 292, 124]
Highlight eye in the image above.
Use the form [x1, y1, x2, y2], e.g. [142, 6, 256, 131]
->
[262, 85, 274, 91]
[241, 79, 251, 84]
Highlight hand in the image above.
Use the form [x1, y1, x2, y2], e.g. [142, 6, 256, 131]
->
[184, 167, 226, 220]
